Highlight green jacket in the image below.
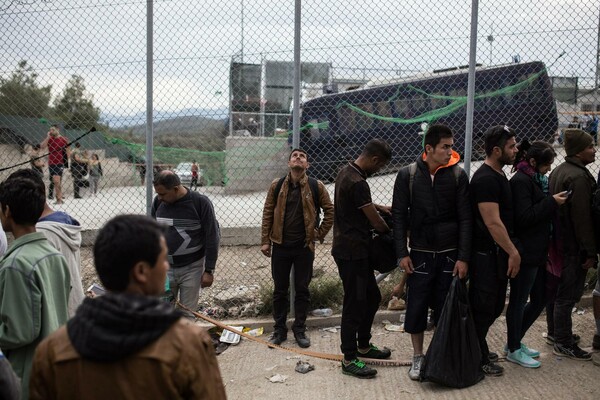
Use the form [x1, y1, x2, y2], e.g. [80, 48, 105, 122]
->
[0, 232, 70, 400]
[549, 156, 597, 258]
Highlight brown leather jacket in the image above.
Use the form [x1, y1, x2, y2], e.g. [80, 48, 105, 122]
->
[261, 173, 334, 251]
[29, 320, 227, 400]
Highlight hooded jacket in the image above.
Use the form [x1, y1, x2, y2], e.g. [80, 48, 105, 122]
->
[37, 212, 84, 317]
[29, 293, 226, 400]
[549, 156, 597, 258]
[0, 232, 70, 400]
[392, 150, 472, 261]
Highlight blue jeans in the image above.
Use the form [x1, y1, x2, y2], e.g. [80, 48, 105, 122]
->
[167, 258, 205, 318]
[506, 265, 546, 351]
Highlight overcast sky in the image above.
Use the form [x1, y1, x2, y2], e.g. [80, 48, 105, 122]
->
[0, 0, 597, 123]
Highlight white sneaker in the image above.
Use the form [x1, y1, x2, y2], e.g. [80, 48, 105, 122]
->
[408, 354, 424, 380]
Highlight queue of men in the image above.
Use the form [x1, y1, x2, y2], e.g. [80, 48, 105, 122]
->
[1, 124, 600, 398]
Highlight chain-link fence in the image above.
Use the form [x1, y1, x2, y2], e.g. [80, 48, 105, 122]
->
[1, 0, 599, 317]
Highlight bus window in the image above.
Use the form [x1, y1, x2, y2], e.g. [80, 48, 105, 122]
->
[431, 93, 447, 111]
[355, 103, 374, 132]
[394, 98, 411, 118]
[308, 119, 322, 140]
[412, 93, 429, 115]
[376, 101, 393, 127]
[337, 106, 355, 135]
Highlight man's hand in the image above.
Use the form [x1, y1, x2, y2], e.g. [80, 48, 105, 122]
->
[201, 272, 214, 288]
[453, 260, 468, 279]
[507, 252, 521, 278]
[376, 205, 392, 215]
[582, 257, 597, 270]
[314, 228, 324, 244]
[399, 256, 414, 274]
[260, 244, 271, 257]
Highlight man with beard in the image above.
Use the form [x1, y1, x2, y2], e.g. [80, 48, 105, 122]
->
[469, 125, 520, 377]
[261, 148, 334, 348]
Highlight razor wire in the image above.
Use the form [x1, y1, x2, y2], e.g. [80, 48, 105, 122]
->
[1, 0, 599, 317]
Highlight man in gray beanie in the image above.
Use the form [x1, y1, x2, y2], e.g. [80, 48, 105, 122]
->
[548, 128, 596, 361]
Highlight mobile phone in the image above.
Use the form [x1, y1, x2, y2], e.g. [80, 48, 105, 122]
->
[87, 283, 106, 296]
[566, 188, 574, 199]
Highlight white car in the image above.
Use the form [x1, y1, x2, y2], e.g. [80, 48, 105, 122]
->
[173, 162, 205, 186]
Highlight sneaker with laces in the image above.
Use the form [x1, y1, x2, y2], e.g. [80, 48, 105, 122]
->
[357, 343, 392, 359]
[408, 354, 424, 381]
[506, 349, 541, 368]
[269, 331, 287, 346]
[294, 331, 310, 348]
[503, 343, 540, 358]
[546, 333, 580, 345]
[480, 361, 504, 376]
[553, 343, 592, 361]
[341, 359, 377, 379]
[488, 352, 499, 362]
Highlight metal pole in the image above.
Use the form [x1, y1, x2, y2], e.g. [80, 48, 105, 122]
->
[464, 0, 479, 176]
[288, 0, 302, 319]
[260, 53, 266, 136]
[145, 0, 154, 215]
[595, 5, 600, 89]
[241, 0, 244, 64]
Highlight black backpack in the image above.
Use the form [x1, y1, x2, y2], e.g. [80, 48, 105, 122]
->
[273, 176, 321, 227]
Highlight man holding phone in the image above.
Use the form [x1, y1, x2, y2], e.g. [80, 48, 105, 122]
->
[549, 128, 597, 361]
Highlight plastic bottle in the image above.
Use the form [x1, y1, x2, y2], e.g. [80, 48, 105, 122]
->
[311, 308, 333, 317]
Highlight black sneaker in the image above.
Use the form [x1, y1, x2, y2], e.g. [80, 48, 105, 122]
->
[269, 331, 287, 346]
[341, 359, 377, 379]
[294, 331, 311, 348]
[553, 343, 592, 361]
[357, 343, 391, 359]
[546, 333, 581, 345]
[481, 361, 504, 376]
[488, 352, 499, 362]
[593, 334, 600, 350]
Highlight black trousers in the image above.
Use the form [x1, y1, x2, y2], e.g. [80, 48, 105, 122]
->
[468, 250, 508, 363]
[271, 244, 314, 334]
[553, 254, 588, 345]
[335, 257, 381, 361]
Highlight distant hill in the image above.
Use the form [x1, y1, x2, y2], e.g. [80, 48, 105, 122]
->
[102, 107, 229, 130]
[120, 115, 227, 136]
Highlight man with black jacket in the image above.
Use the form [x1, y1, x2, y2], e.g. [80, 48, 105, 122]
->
[548, 128, 596, 361]
[392, 124, 472, 380]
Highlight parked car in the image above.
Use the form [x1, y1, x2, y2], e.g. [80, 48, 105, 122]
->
[173, 162, 205, 186]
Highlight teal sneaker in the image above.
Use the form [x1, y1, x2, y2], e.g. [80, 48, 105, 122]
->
[341, 359, 377, 379]
[503, 343, 540, 358]
[506, 349, 541, 368]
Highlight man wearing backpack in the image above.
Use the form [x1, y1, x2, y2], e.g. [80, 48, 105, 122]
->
[392, 124, 472, 380]
[152, 170, 220, 319]
[261, 148, 334, 348]
[549, 128, 596, 361]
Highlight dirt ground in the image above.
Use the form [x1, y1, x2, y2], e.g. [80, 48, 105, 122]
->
[216, 308, 599, 399]
[79, 246, 599, 399]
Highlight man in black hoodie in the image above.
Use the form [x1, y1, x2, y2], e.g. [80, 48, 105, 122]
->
[29, 215, 226, 399]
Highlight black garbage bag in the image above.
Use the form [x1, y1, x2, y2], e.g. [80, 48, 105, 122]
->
[420, 276, 484, 388]
[368, 211, 397, 273]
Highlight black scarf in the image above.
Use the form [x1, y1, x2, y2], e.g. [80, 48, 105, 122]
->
[67, 292, 182, 362]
